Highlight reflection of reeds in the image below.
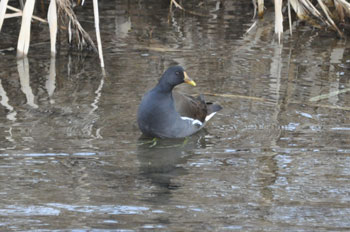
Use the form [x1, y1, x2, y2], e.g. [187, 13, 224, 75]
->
[0, 0, 104, 67]
[253, 0, 350, 39]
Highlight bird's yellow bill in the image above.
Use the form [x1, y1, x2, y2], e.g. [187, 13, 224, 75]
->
[184, 72, 196, 86]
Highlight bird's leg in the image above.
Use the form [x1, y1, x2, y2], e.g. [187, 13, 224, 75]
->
[149, 138, 158, 148]
[182, 137, 189, 147]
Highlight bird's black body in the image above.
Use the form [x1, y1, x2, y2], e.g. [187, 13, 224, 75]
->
[137, 66, 222, 138]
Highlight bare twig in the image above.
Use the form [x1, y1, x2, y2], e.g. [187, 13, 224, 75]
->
[245, 20, 258, 34]
[4, 12, 22, 18]
[170, 0, 184, 10]
[7, 5, 47, 23]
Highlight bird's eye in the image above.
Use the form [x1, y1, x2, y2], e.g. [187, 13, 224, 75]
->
[175, 71, 180, 75]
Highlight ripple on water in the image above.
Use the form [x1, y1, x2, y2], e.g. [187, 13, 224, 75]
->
[1, 0, 350, 231]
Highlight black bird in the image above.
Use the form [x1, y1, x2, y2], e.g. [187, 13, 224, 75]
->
[137, 66, 222, 138]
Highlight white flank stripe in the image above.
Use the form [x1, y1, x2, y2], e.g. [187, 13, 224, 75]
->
[181, 117, 202, 126]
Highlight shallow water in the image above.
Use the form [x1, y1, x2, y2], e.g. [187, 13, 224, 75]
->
[1, 0, 350, 231]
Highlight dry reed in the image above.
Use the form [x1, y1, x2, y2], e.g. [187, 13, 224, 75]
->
[252, 0, 350, 40]
[0, 0, 104, 66]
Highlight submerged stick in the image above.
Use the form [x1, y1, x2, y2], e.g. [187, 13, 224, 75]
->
[309, 88, 350, 102]
[203, 92, 267, 102]
[205, 92, 350, 111]
[134, 45, 181, 52]
[245, 20, 257, 34]
[206, 93, 350, 111]
[291, 101, 350, 111]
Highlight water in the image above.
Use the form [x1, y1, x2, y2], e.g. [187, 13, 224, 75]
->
[1, 0, 350, 231]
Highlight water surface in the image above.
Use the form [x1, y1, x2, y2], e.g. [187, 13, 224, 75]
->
[1, 0, 350, 231]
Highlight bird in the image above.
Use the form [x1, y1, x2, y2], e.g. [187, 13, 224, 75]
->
[137, 66, 222, 138]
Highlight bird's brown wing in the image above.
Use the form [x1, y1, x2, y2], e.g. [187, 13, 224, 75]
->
[173, 92, 207, 122]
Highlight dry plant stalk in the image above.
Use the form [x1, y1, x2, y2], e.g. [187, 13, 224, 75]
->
[334, 0, 350, 22]
[6, 5, 46, 23]
[274, 0, 283, 42]
[258, 0, 264, 17]
[56, 0, 97, 51]
[0, 0, 9, 31]
[48, 0, 58, 56]
[17, 0, 36, 57]
[288, 0, 293, 35]
[257, 0, 350, 41]
[170, 0, 184, 10]
[93, 0, 104, 68]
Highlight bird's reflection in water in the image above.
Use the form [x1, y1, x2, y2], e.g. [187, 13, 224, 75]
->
[137, 131, 207, 205]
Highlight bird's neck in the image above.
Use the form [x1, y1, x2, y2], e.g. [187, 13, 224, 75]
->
[155, 80, 174, 93]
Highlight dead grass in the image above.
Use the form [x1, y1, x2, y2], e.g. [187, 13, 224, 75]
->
[252, 0, 350, 40]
